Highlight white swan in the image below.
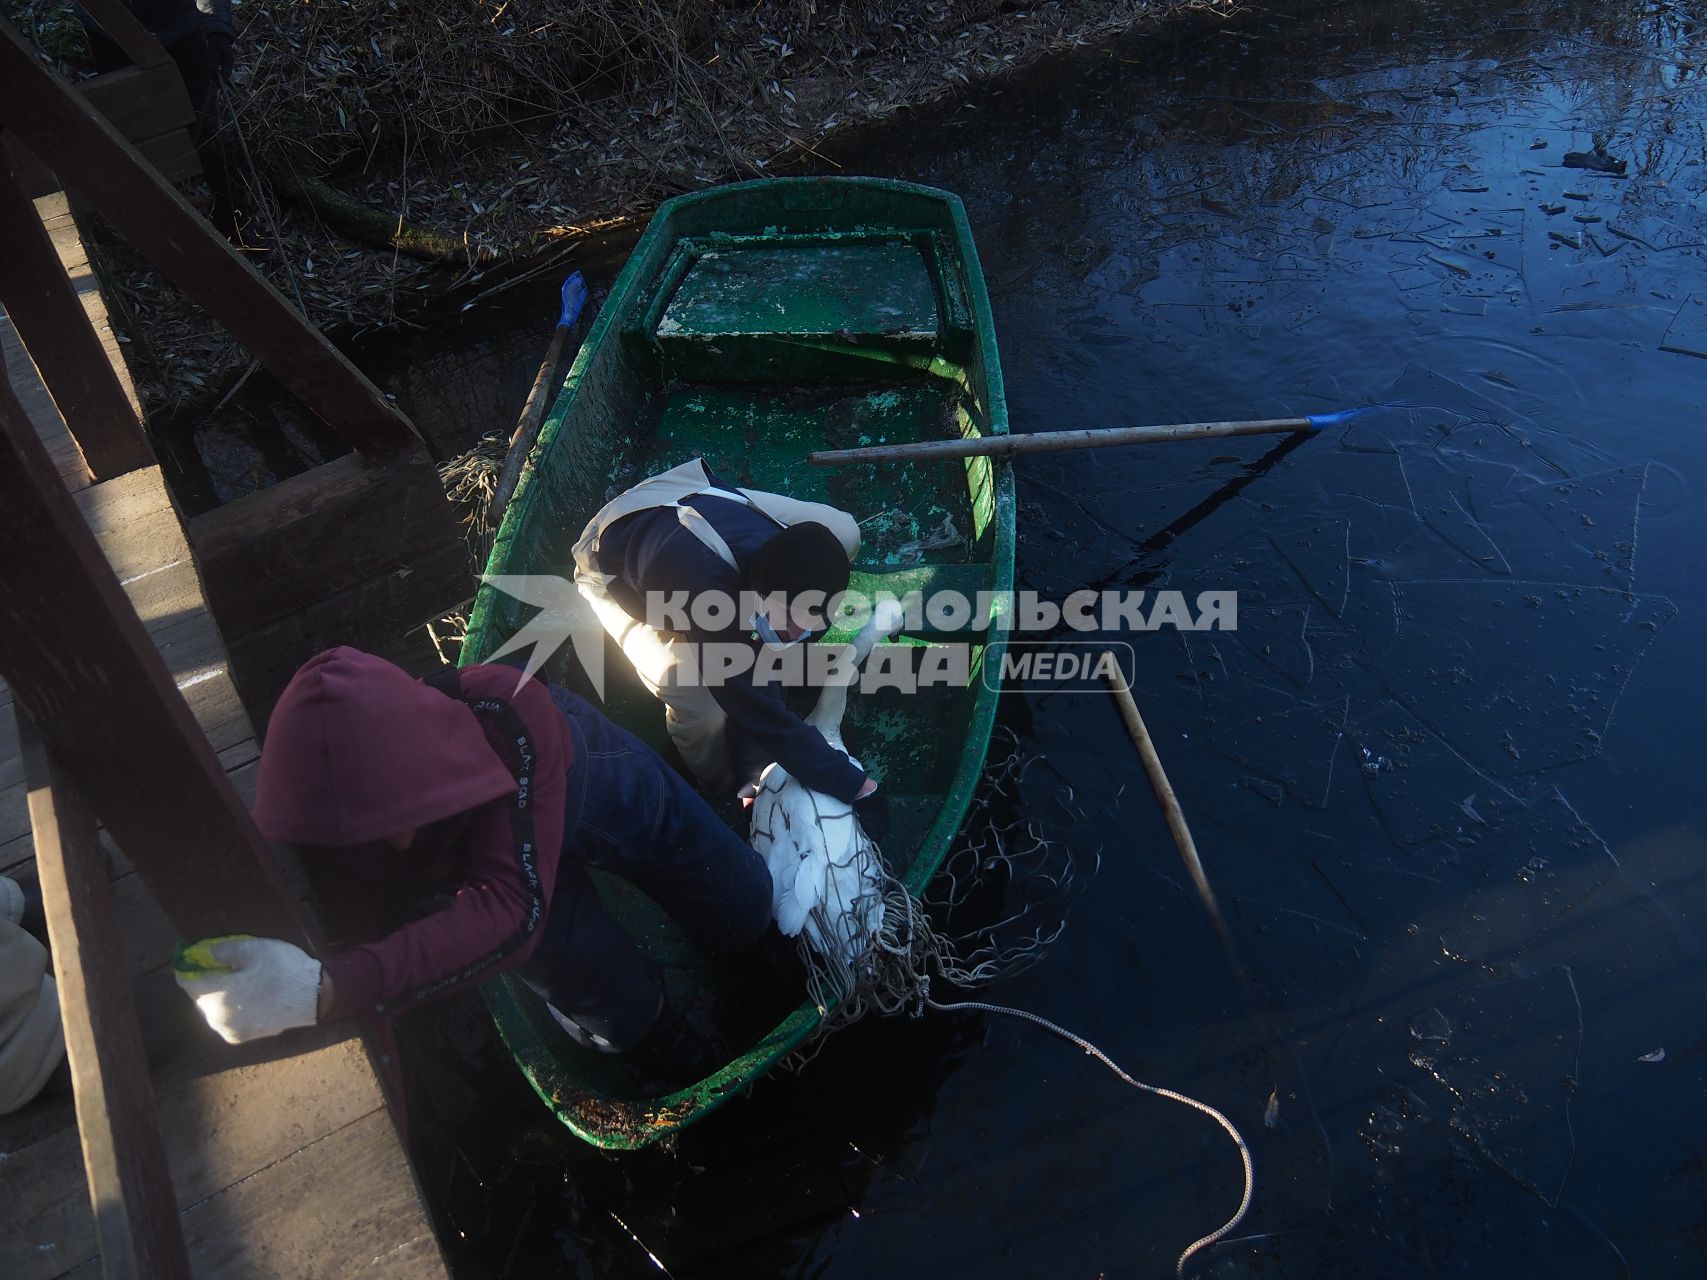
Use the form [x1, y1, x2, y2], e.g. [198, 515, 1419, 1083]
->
[750, 600, 905, 975]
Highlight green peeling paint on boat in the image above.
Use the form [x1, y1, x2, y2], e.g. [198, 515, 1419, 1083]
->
[462, 177, 1015, 1150]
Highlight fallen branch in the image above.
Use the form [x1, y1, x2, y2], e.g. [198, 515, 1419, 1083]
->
[269, 169, 470, 263]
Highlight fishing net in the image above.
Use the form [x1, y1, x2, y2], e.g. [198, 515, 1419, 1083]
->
[437, 432, 509, 562]
[783, 729, 1086, 1049]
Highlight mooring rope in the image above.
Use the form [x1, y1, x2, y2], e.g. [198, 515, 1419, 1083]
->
[779, 731, 1251, 1272]
[925, 994, 1254, 1279]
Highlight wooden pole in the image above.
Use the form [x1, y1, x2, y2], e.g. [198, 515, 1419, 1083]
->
[0, 361, 310, 945]
[19, 711, 193, 1280]
[490, 274, 584, 524]
[489, 322, 570, 524]
[0, 19, 422, 460]
[0, 132, 154, 481]
[1103, 668, 1236, 954]
[809, 417, 1317, 466]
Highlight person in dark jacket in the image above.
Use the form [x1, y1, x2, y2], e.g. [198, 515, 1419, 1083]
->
[174, 647, 774, 1078]
[571, 458, 888, 840]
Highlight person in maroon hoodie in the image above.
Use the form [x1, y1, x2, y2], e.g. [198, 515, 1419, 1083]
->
[174, 646, 774, 1078]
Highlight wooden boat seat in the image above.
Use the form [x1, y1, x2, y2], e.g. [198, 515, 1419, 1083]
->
[644, 237, 964, 381]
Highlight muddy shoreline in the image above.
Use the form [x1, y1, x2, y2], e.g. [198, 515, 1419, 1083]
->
[67, 0, 1217, 441]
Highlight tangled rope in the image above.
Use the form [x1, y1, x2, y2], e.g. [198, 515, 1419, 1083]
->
[437, 432, 509, 563]
[790, 730, 1078, 1036]
[926, 994, 1254, 1279]
[785, 729, 1253, 1275]
[794, 877, 1039, 1026]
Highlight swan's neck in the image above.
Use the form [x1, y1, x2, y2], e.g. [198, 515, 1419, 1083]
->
[807, 613, 891, 741]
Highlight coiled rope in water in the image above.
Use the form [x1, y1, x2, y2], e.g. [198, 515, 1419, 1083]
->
[927, 995, 1253, 1279]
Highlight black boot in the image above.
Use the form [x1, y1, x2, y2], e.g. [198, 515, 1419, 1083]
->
[625, 1002, 720, 1089]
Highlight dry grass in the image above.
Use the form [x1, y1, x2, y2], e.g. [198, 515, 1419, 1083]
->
[21, 0, 1224, 410]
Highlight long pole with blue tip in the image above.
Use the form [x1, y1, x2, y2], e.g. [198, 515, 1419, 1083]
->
[491, 271, 589, 522]
[808, 408, 1372, 466]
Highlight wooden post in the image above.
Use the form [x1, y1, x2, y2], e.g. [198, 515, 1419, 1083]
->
[19, 711, 193, 1280]
[0, 132, 154, 481]
[490, 322, 571, 525]
[0, 18, 423, 460]
[0, 359, 310, 945]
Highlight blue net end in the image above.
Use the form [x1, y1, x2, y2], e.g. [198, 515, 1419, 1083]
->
[558, 271, 588, 329]
[1305, 400, 1416, 431]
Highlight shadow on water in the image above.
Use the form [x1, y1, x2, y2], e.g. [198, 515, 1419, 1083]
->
[358, 0, 1707, 1273]
[397, 986, 987, 1279]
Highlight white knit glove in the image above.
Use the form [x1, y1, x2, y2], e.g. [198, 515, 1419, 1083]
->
[174, 935, 322, 1044]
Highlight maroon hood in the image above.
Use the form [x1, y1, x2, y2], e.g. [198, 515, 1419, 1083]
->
[253, 647, 517, 847]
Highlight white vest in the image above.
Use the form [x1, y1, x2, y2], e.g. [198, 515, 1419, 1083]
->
[572, 458, 860, 591]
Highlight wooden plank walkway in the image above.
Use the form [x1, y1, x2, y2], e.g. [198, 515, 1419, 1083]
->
[0, 193, 448, 1279]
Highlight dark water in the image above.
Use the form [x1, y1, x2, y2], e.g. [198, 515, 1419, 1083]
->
[398, 0, 1707, 1275]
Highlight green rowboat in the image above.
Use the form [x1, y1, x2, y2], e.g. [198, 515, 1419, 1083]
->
[462, 176, 1014, 1149]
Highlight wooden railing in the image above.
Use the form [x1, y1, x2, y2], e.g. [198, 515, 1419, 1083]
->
[0, 361, 318, 1276]
[20, 713, 193, 1280]
[1, 4, 470, 719]
[5, 0, 202, 199]
[0, 136, 154, 481]
[0, 14, 449, 1270]
[0, 5, 425, 467]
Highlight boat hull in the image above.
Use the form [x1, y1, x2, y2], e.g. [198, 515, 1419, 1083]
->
[464, 177, 1014, 1148]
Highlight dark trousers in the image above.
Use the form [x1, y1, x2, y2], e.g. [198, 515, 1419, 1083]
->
[521, 688, 772, 1051]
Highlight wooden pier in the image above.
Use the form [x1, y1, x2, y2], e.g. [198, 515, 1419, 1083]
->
[0, 10, 467, 1272]
[0, 186, 450, 1280]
